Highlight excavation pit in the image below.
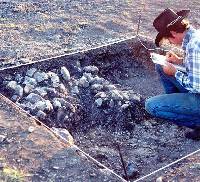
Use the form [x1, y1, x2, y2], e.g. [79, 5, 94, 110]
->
[1, 37, 200, 181]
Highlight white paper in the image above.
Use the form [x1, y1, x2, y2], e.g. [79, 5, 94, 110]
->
[150, 53, 167, 66]
[150, 53, 186, 73]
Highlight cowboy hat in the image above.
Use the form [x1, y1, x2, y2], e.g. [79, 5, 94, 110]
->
[153, 8, 190, 46]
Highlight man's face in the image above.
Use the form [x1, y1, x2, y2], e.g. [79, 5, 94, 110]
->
[167, 31, 184, 46]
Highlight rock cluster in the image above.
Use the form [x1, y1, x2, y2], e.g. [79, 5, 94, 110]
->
[3, 66, 77, 127]
[2, 63, 143, 130]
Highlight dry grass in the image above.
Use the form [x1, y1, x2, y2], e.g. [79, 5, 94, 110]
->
[0, 167, 25, 182]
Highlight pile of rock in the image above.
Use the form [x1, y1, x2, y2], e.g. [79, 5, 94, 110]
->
[3, 66, 76, 126]
[2, 63, 144, 130]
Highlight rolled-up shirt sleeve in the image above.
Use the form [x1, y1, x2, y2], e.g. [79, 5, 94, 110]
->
[175, 47, 200, 93]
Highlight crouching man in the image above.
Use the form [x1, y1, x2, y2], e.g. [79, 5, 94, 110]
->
[145, 8, 200, 140]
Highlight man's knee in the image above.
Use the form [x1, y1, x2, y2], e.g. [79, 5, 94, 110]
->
[155, 64, 164, 74]
[145, 95, 166, 117]
[145, 97, 156, 116]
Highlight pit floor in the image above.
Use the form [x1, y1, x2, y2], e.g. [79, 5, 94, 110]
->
[71, 56, 200, 181]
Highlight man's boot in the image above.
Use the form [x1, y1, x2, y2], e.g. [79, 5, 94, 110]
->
[185, 127, 200, 140]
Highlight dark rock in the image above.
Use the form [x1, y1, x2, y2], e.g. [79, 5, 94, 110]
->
[36, 110, 47, 120]
[11, 94, 20, 102]
[33, 71, 48, 83]
[26, 93, 44, 104]
[26, 68, 37, 77]
[78, 76, 90, 88]
[0, 134, 6, 143]
[83, 65, 99, 74]
[23, 76, 37, 86]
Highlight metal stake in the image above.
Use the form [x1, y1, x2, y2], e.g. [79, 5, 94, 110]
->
[117, 142, 130, 182]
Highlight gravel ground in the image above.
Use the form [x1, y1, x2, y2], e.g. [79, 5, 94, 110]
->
[1, 0, 200, 68]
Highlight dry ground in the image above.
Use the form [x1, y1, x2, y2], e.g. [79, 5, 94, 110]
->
[1, 0, 200, 67]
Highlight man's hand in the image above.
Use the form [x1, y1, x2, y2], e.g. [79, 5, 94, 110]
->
[166, 51, 183, 64]
[162, 62, 177, 76]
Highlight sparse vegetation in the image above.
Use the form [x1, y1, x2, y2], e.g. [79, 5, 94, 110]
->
[0, 167, 25, 182]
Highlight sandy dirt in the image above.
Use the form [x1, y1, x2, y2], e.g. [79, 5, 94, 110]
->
[1, 0, 200, 68]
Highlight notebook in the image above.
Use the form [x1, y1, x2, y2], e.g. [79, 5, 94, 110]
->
[150, 52, 186, 73]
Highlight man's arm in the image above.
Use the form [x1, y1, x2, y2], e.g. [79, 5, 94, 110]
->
[175, 49, 200, 92]
[162, 47, 200, 92]
[162, 62, 177, 76]
[166, 51, 183, 64]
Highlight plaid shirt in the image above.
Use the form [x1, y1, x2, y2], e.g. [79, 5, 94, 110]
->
[175, 26, 200, 93]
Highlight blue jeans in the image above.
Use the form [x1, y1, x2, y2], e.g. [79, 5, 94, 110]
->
[145, 65, 200, 129]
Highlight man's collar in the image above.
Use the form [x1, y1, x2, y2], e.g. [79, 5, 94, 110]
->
[182, 26, 195, 50]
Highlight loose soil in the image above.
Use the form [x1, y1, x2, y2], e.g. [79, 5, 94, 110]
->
[1, 0, 200, 67]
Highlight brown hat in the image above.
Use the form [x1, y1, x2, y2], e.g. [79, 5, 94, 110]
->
[153, 8, 190, 46]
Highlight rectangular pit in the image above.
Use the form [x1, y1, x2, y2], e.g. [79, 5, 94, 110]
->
[0, 37, 200, 181]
